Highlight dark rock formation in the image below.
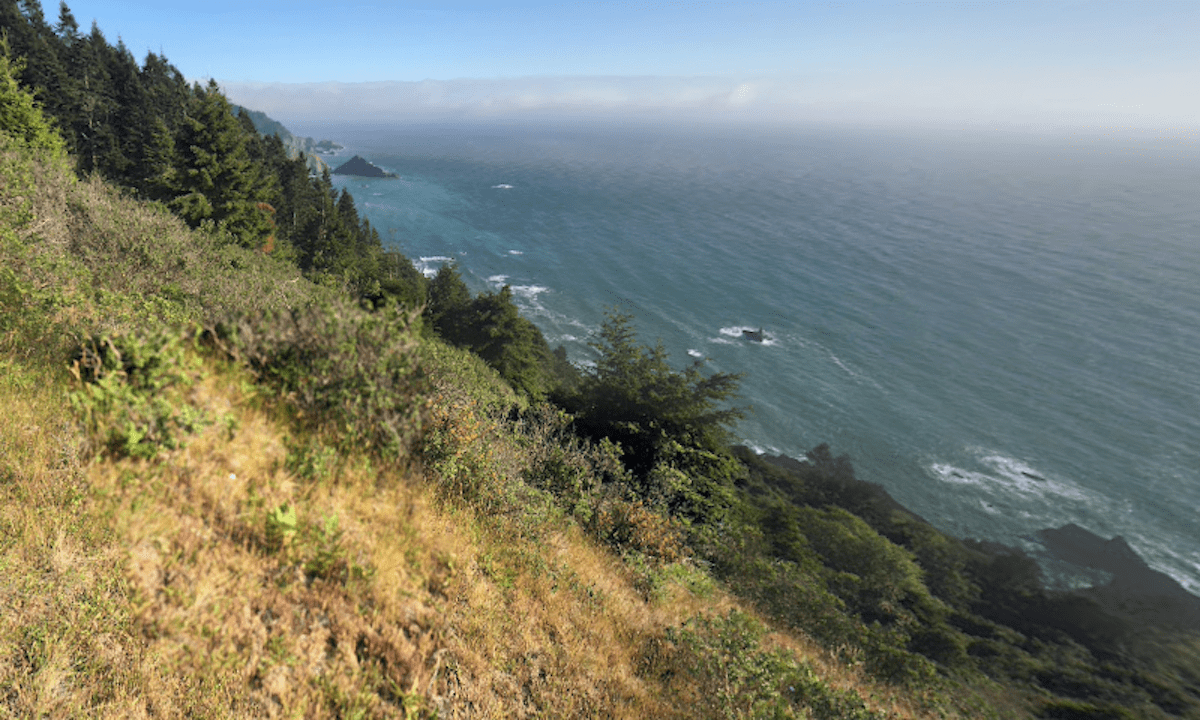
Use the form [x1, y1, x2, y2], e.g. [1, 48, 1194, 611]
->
[332, 155, 397, 178]
[1038, 523, 1200, 630]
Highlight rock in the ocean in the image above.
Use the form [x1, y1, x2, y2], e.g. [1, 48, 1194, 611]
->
[332, 155, 397, 178]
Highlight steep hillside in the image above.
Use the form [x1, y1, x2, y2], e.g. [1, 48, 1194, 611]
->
[2, 9, 1197, 717]
[1, 88, 958, 720]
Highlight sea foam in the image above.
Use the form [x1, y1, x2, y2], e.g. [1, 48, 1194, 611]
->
[416, 255, 455, 278]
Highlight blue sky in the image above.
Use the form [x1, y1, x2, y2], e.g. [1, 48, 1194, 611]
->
[49, 1, 1200, 129]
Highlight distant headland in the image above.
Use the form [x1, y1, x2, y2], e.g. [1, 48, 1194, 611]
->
[332, 155, 397, 178]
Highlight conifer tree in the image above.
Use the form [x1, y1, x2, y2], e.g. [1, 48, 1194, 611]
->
[171, 80, 274, 247]
[0, 36, 66, 155]
[566, 310, 743, 519]
[53, 1, 79, 40]
[11, 0, 69, 120]
[139, 115, 177, 201]
[425, 264, 472, 335]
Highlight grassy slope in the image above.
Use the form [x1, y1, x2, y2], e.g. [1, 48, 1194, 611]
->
[0, 145, 972, 717]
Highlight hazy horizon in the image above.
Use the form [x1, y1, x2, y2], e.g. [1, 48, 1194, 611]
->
[219, 71, 1200, 140]
[47, 0, 1200, 135]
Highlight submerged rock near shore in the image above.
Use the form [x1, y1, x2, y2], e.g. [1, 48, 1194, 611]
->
[332, 155, 397, 178]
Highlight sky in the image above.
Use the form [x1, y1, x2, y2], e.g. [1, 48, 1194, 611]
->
[48, 0, 1200, 131]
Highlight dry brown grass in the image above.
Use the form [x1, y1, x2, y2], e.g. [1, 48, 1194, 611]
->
[0, 338, 984, 720]
[0, 344, 953, 718]
[0, 359, 150, 718]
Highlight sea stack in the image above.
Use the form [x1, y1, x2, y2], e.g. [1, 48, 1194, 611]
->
[331, 155, 397, 178]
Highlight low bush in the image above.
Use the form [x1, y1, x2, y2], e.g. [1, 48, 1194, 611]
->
[646, 608, 884, 720]
[68, 330, 211, 459]
[207, 300, 426, 461]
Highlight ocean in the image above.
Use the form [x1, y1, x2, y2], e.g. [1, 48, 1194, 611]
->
[308, 118, 1200, 594]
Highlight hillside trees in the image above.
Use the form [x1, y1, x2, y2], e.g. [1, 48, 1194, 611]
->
[423, 264, 572, 400]
[2, 1, 431, 304]
[0, 36, 64, 154]
[168, 80, 274, 248]
[562, 310, 744, 522]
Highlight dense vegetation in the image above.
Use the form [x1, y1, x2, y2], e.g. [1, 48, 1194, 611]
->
[2, 3, 1198, 717]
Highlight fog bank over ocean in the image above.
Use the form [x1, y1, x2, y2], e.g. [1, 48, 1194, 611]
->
[222, 68, 1200, 134]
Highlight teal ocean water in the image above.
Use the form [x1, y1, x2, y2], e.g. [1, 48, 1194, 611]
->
[316, 120, 1200, 593]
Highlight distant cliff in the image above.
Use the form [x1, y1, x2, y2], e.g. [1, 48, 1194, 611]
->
[332, 155, 397, 178]
[233, 105, 341, 175]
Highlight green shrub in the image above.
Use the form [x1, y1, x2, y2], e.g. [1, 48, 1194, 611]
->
[264, 503, 298, 553]
[207, 300, 426, 461]
[69, 330, 211, 459]
[0, 39, 68, 157]
[263, 504, 372, 586]
[284, 435, 338, 483]
[517, 403, 629, 523]
[648, 609, 884, 720]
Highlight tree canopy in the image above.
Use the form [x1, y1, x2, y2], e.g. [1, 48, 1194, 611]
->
[0, 36, 65, 155]
[561, 310, 744, 521]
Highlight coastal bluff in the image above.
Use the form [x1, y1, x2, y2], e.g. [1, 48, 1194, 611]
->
[332, 155, 397, 178]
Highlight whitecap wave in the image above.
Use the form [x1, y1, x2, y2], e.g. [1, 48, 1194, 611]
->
[979, 453, 1090, 503]
[1125, 532, 1200, 596]
[829, 354, 854, 375]
[487, 274, 509, 285]
[929, 452, 1094, 511]
[492, 184, 514, 189]
[415, 255, 455, 278]
[742, 441, 787, 457]
[508, 250, 524, 255]
[687, 349, 704, 358]
[509, 284, 550, 299]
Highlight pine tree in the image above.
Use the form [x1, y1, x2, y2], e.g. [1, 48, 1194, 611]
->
[53, 1, 79, 40]
[138, 115, 177, 201]
[0, 35, 66, 155]
[570, 310, 743, 474]
[171, 80, 274, 247]
[66, 22, 118, 175]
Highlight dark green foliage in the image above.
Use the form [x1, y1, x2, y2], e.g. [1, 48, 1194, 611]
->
[883, 513, 980, 612]
[206, 300, 426, 461]
[559, 309, 743, 522]
[1038, 699, 1141, 720]
[168, 80, 275, 247]
[695, 504, 944, 686]
[425, 264, 471, 331]
[422, 264, 568, 401]
[368, 250, 427, 309]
